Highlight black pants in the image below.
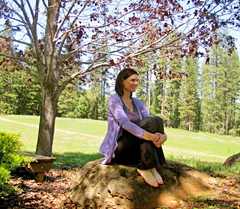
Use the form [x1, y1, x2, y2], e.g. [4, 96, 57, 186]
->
[114, 116, 166, 169]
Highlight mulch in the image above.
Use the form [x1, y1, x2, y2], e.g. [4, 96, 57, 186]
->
[0, 168, 80, 209]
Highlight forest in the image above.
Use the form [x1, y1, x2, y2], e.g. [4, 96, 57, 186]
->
[1, 31, 239, 136]
[0, 1, 240, 207]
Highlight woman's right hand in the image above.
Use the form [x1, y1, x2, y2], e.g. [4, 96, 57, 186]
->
[153, 133, 167, 148]
[141, 132, 167, 148]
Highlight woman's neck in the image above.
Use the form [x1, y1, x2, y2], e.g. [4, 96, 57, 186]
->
[121, 92, 131, 101]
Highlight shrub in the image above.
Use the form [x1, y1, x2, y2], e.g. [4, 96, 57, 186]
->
[74, 96, 90, 118]
[0, 132, 30, 196]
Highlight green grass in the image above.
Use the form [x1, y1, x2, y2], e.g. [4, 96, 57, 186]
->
[0, 115, 240, 172]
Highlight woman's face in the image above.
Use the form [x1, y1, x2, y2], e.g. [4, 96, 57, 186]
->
[122, 74, 139, 94]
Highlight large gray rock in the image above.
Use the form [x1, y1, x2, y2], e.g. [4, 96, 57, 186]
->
[71, 159, 218, 209]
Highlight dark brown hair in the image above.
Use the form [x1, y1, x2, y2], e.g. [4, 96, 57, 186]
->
[115, 68, 138, 97]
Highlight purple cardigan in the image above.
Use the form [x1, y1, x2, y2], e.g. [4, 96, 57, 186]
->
[99, 94, 150, 164]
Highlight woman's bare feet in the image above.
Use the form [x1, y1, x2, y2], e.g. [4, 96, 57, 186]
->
[137, 169, 159, 187]
[150, 168, 164, 185]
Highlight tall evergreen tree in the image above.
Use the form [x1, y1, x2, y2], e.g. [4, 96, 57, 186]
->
[201, 33, 240, 134]
[58, 85, 83, 118]
[179, 58, 200, 130]
[156, 59, 182, 128]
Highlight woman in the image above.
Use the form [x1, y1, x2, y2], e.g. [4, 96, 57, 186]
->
[99, 68, 167, 187]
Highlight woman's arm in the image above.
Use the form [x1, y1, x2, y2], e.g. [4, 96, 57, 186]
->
[108, 95, 146, 138]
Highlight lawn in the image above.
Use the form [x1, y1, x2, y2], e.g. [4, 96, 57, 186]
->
[0, 115, 240, 168]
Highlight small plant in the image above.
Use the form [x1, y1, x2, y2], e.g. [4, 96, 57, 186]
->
[0, 131, 30, 195]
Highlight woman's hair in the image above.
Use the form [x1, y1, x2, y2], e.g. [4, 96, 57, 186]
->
[115, 68, 138, 97]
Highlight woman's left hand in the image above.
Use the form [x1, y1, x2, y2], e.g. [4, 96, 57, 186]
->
[153, 133, 167, 148]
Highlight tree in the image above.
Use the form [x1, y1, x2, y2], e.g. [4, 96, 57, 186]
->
[0, 38, 41, 115]
[0, 0, 239, 156]
[74, 96, 90, 118]
[201, 33, 240, 134]
[135, 61, 152, 109]
[178, 57, 200, 130]
[165, 59, 182, 128]
[57, 85, 83, 118]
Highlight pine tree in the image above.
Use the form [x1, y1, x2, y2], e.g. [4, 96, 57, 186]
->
[178, 58, 200, 130]
[201, 32, 240, 134]
[58, 85, 83, 118]
[156, 59, 182, 128]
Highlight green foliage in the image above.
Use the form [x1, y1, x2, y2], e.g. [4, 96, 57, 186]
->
[178, 57, 200, 130]
[74, 96, 90, 118]
[97, 97, 108, 120]
[135, 66, 149, 105]
[58, 86, 82, 118]
[0, 167, 13, 196]
[151, 81, 163, 116]
[0, 66, 41, 115]
[0, 132, 30, 195]
[155, 59, 182, 128]
[201, 33, 240, 135]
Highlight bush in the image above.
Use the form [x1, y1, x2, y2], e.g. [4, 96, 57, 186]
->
[74, 96, 90, 118]
[0, 132, 30, 196]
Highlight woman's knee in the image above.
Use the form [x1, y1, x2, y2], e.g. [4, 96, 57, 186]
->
[154, 116, 164, 133]
[154, 116, 163, 125]
[137, 117, 157, 132]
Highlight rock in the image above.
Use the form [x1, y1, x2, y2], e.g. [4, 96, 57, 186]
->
[71, 159, 218, 209]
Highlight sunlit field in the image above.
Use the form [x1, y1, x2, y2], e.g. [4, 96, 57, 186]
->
[1, 115, 240, 168]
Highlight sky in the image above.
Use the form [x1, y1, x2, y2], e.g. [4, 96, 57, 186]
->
[230, 30, 240, 55]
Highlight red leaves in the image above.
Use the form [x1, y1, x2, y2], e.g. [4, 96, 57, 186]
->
[90, 13, 99, 22]
[0, 57, 23, 72]
[76, 30, 83, 40]
[129, 16, 140, 25]
[153, 67, 186, 81]
[195, 1, 204, 6]
[109, 59, 115, 66]
[205, 57, 210, 65]
[5, 19, 11, 27]
[200, 11, 208, 17]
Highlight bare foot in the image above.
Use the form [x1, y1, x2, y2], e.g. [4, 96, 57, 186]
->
[137, 169, 159, 187]
[150, 168, 164, 185]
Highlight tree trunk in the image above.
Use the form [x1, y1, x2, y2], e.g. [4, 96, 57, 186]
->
[35, 0, 61, 157]
[222, 152, 240, 167]
[161, 67, 166, 116]
[36, 87, 58, 156]
[146, 70, 151, 112]
[94, 94, 98, 119]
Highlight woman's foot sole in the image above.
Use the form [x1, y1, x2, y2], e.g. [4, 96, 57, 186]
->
[137, 169, 159, 188]
[150, 168, 164, 185]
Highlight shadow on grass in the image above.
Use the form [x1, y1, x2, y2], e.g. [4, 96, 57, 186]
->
[21, 151, 103, 169]
[52, 152, 103, 168]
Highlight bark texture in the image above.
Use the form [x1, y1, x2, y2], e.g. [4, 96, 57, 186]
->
[35, 0, 61, 157]
[223, 152, 240, 167]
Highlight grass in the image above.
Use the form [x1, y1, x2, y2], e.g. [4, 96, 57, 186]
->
[0, 115, 240, 174]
